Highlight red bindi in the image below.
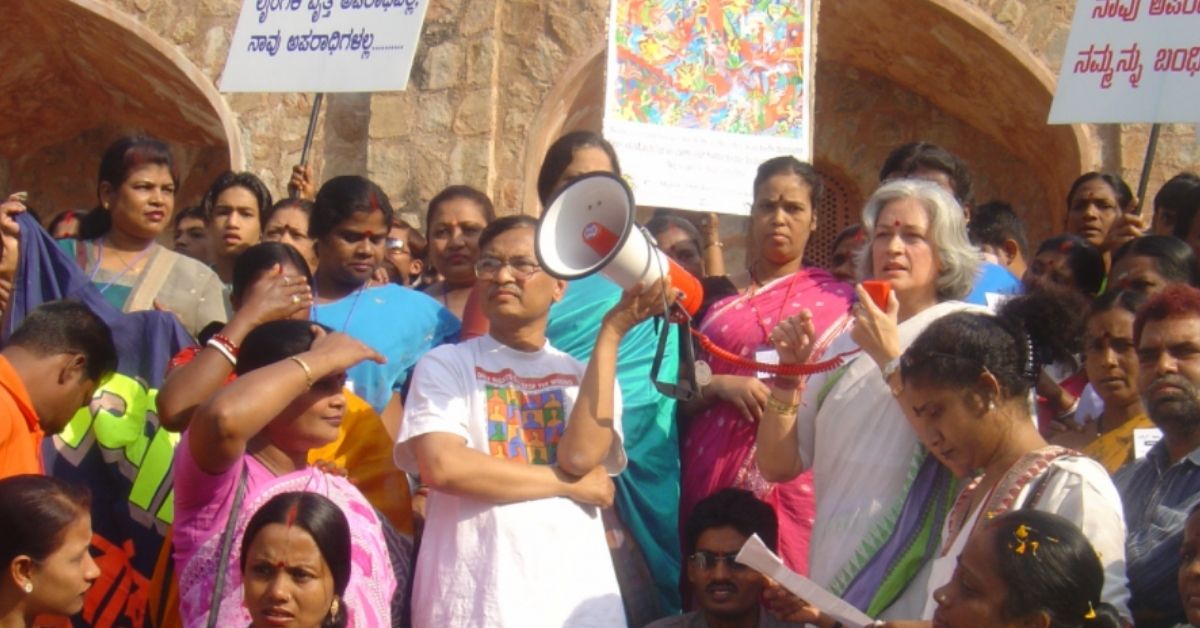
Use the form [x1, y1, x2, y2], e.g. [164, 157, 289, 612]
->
[893, 219, 902, 227]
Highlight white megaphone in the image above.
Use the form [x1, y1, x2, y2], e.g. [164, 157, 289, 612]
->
[536, 172, 704, 318]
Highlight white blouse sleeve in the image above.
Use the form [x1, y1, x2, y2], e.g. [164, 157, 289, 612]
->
[1025, 456, 1131, 621]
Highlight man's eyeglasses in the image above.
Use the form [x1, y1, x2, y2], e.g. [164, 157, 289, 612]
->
[688, 551, 748, 572]
[475, 257, 541, 280]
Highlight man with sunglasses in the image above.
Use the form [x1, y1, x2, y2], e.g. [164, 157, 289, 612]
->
[396, 214, 671, 627]
[649, 488, 802, 628]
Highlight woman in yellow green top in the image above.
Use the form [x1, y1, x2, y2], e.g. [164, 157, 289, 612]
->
[59, 136, 228, 337]
[1053, 289, 1153, 473]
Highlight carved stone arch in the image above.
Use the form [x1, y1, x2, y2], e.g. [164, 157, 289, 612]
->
[0, 0, 243, 215]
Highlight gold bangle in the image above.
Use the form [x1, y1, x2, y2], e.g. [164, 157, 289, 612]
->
[289, 356, 314, 389]
[765, 394, 799, 415]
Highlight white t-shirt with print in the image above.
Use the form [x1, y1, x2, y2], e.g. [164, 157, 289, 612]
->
[396, 334, 627, 628]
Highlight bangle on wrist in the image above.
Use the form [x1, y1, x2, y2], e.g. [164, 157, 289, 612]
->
[1056, 397, 1080, 419]
[289, 355, 314, 389]
[880, 356, 901, 381]
[206, 335, 239, 367]
[705, 241, 724, 249]
[765, 394, 799, 416]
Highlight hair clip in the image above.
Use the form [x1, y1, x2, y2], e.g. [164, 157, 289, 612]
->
[1084, 601, 1097, 620]
[1023, 333, 1038, 381]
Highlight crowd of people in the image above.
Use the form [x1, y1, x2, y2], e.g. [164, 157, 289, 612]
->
[1, 131, 1200, 628]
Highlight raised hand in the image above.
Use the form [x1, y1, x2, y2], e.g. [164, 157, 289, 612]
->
[771, 310, 816, 365]
[0, 193, 28, 284]
[602, 278, 677, 336]
[850, 283, 902, 368]
[1103, 210, 1146, 252]
[241, 264, 313, 325]
[288, 164, 316, 200]
[308, 326, 386, 372]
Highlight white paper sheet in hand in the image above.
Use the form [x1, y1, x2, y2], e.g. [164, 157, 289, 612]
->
[735, 534, 875, 628]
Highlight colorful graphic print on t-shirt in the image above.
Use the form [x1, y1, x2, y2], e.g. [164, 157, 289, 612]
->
[484, 386, 567, 464]
[476, 367, 579, 466]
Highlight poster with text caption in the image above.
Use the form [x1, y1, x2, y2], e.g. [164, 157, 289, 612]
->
[604, 0, 814, 216]
[1049, 0, 1200, 123]
[220, 0, 429, 92]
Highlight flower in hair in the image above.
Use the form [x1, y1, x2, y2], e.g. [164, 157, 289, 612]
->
[1009, 524, 1060, 557]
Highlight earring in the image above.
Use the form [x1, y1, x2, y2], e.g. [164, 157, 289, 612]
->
[987, 400, 996, 412]
[330, 596, 340, 618]
[23, 582, 32, 594]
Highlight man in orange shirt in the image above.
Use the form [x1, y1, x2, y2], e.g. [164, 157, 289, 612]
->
[0, 300, 117, 478]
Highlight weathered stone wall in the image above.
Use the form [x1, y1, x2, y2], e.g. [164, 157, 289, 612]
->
[963, 0, 1199, 205]
[5, 0, 1198, 237]
[815, 59, 1059, 244]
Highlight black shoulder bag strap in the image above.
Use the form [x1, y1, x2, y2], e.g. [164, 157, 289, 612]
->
[206, 463, 250, 628]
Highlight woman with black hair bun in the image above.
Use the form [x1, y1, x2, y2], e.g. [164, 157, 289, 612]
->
[61, 136, 228, 336]
[156, 241, 314, 432]
[1022, 235, 1101, 435]
[767, 292, 1130, 625]
[931, 510, 1123, 628]
[240, 492, 351, 628]
[891, 292, 1129, 620]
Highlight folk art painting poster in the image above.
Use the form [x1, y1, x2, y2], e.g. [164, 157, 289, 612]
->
[604, 0, 815, 215]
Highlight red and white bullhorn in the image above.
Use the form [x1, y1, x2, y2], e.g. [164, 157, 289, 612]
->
[535, 172, 703, 318]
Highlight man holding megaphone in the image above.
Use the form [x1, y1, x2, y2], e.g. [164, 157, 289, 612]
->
[396, 215, 674, 628]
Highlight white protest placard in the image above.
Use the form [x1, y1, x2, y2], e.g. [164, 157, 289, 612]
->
[736, 534, 875, 628]
[1048, 1, 1200, 123]
[220, 0, 430, 93]
[603, 0, 814, 215]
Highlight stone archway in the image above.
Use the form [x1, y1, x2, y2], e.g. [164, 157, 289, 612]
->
[523, 0, 1093, 246]
[0, 0, 242, 217]
[818, 0, 1095, 242]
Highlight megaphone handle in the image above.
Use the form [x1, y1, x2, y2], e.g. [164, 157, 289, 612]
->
[650, 317, 700, 402]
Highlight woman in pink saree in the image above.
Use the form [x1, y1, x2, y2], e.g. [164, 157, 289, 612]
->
[173, 320, 396, 627]
[680, 156, 854, 574]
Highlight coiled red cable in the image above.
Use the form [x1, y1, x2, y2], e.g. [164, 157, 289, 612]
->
[689, 328, 861, 376]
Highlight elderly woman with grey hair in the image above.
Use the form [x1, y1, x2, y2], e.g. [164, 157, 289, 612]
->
[756, 179, 982, 620]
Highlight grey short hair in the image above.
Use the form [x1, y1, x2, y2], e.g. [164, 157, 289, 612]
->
[855, 179, 979, 301]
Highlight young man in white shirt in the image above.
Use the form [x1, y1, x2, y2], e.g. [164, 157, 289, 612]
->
[396, 214, 670, 627]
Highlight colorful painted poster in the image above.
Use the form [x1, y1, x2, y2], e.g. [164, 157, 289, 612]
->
[604, 0, 814, 215]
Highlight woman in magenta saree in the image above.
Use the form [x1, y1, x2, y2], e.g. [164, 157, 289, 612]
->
[680, 157, 854, 574]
